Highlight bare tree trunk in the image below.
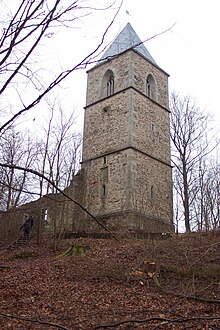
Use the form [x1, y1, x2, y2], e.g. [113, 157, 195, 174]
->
[6, 167, 14, 211]
[183, 163, 190, 232]
[170, 92, 217, 232]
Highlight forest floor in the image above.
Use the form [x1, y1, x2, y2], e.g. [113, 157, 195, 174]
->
[0, 232, 220, 330]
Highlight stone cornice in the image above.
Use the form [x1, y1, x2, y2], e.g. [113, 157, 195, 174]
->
[81, 145, 172, 168]
[84, 86, 170, 113]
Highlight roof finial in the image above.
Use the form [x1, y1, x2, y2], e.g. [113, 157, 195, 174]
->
[125, 9, 131, 23]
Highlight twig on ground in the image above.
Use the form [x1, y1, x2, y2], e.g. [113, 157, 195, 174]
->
[0, 313, 69, 330]
[95, 316, 220, 329]
[162, 289, 220, 304]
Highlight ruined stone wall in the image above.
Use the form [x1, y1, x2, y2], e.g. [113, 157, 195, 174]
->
[0, 209, 24, 245]
[0, 169, 87, 244]
[63, 170, 86, 232]
[0, 199, 46, 245]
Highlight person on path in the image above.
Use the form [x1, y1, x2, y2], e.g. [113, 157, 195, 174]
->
[20, 216, 33, 240]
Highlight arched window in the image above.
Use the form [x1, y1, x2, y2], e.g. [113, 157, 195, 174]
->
[146, 74, 156, 101]
[101, 70, 115, 98]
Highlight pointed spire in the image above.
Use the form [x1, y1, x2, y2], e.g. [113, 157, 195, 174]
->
[99, 23, 157, 65]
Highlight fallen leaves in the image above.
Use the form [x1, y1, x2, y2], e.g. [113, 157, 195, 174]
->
[0, 234, 219, 329]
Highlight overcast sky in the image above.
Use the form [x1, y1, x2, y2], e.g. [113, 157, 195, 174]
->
[27, 0, 220, 132]
[75, 0, 220, 127]
[121, 0, 220, 124]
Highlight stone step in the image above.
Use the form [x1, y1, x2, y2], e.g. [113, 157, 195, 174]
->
[9, 236, 30, 249]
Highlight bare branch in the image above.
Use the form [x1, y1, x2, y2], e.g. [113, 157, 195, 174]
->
[0, 0, 123, 132]
[0, 162, 118, 240]
[95, 316, 220, 329]
[0, 312, 69, 330]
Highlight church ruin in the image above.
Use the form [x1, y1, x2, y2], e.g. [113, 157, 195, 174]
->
[0, 23, 173, 241]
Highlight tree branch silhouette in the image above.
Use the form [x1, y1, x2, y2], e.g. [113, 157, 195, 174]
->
[95, 315, 220, 329]
[0, 313, 69, 330]
[0, 162, 118, 240]
[0, 0, 123, 133]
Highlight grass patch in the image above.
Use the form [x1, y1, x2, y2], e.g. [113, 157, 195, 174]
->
[58, 244, 91, 257]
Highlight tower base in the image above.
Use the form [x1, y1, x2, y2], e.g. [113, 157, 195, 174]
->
[83, 210, 174, 234]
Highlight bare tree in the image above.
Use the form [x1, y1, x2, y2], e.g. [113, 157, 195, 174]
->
[0, 0, 122, 133]
[206, 159, 220, 230]
[0, 0, 122, 199]
[190, 155, 220, 231]
[0, 128, 38, 210]
[170, 91, 216, 232]
[0, 1, 176, 239]
[36, 100, 82, 195]
[0, 1, 124, 248]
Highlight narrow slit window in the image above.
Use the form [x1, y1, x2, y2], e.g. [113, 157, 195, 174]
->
[101, 184, 106, 197]
[41, 208, 48, 222]
[150, 122, 156, 134]
[150, 186, 154, 199]
[44, 209, 48, 221]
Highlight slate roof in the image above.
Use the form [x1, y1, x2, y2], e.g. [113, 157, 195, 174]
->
[99, 23, 157, 65]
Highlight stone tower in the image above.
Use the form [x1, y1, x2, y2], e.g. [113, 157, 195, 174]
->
[81, 23, 173, 232]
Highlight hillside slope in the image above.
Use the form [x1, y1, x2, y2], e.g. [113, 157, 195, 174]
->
[0, 233, 219, 329]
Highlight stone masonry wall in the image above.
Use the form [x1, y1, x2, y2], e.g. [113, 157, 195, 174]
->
[83, 89, 171, 166]
[86, 49, 169, 108]
[82, 90, 131, 161]
[130, 50, 169, 108]
[86, 51, 133, 106]
[81, 48, 173, 232]
[82, 146, 173, 232]
[129, 148, 173, 225]
[83, 49, 170, 164]
[83, 150, 130, 216]
[131, 89, 171, 164]
[0, 170, 86, 244]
